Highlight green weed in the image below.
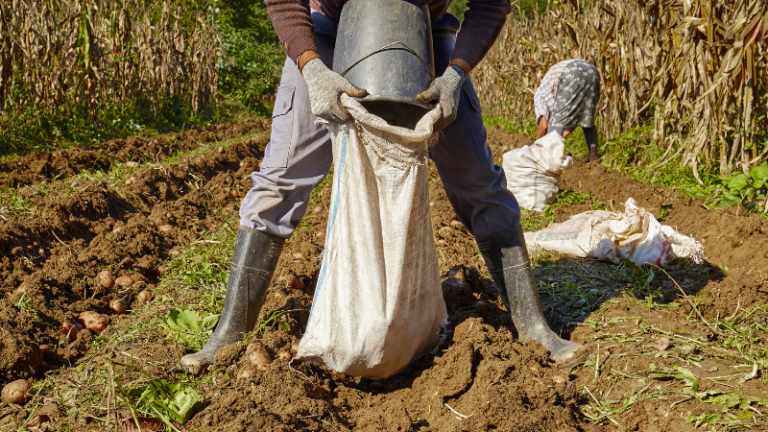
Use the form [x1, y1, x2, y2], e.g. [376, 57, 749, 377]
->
[162, 308, 220, 354]
[13, 292, 38, 320]
[113, 361, 207, 428]
[719, 161, 768, 211]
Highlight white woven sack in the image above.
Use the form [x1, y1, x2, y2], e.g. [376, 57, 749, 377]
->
[525, 198, 704, 266]
[660, 226, 705, 264]
[502, 131, 573, 212]
[296, 95, 447, 378]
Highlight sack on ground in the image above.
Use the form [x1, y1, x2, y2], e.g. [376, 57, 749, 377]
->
[296, 95, 447, 378]
[524, 198, 704, 266]
[502, 131, 573, 212]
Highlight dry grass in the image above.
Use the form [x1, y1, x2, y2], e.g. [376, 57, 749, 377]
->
[0, 0, 220, 117]
[475, 0, 768, 180]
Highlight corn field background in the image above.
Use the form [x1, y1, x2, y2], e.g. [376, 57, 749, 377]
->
[475, 0, 768, 181]
[0, 0, 225, 150]
[0, 0, 220, 114]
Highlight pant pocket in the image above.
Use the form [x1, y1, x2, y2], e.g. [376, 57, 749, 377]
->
[464, 85, 493, 168]
[262, 86, 296, 169]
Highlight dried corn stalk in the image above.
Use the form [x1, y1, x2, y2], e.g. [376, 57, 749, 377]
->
[475, 0, 768, 179]
[0, 0, 220, 116]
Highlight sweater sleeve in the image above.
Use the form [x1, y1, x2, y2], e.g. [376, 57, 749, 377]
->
[264, 0, 318, 63]
[450, 0, 512, 71]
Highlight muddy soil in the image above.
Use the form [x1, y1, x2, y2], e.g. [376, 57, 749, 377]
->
[0, 120, 269, 380]
[0, 125, 766, 431]
[559, 160, 768, 320]
[0, 120, 267, 189]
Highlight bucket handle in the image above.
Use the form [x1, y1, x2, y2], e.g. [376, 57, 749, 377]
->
[339, 41, 435, 80]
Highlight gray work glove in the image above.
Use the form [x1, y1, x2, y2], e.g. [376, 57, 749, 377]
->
[302, 58, 367, 123]
[416, 65, 465, 132]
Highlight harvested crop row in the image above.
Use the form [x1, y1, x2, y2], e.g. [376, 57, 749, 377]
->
[0, 127, 268, 380]
[0, 120, 267, 190]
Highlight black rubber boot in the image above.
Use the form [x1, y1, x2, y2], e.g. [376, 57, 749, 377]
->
[180, 227, 284, 374]
[477, 227, 583, 364]
[588, 146, 599, 163]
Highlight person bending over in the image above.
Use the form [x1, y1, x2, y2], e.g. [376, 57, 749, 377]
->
[534, 59, 601, 162]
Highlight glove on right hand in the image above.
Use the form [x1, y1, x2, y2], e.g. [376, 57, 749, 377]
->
[302, 58, 368, 123]
[415, 65, 465, 132]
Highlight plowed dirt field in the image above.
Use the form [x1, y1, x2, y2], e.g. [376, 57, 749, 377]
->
[0, 124, 765, 432]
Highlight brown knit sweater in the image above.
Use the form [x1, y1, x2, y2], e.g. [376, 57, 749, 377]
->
[264, 0, 511, 72]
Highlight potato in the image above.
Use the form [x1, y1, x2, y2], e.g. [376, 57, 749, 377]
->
[137, 290, 152, 304]
[60, 322, 83, 341]
[158, 224, 173, 233]
[552, 373, 568, 384]
[115, 275, 134, 287]
[292, 252, 308, 262]
[450, 220, 464, 231]
[98, 270, 115, 288]
[277, 350, 292, 361]
[154, 265, 167, 277]
[236, 367, 256, 381]
[285, 274, 304, 290]
[312, 204, 324, 215]
[246, 343, 272, 371]
[78, 311, 107, 333]
[110, 299, 127, 315]
[216, 146, 224, 154]
[528, 363, 543, 377]
[13, 284, 27, 297]
[1, 379, 33, 405]
[438, 226, 453, 238]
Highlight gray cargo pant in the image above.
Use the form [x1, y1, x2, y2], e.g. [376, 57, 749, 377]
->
[240, 11, 521, 240]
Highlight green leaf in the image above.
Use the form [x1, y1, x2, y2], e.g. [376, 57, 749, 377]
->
[166, 308, 218, 332]
[700, 391, 768, 410]
[750, 162, 768, 183]
[162, 308, 219, 352]
[727, 173, 749, 191]
[649, 366, 699, 391]
[685, 412, 719, 428]
[720, 193, 741, 208]
[128, 380, 207, 425]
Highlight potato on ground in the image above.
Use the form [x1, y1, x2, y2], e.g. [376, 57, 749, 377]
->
[1, 379, 32, 405]
[78, 311, 107, 333]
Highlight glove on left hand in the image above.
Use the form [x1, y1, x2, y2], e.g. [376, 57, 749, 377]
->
[416, 65, 465, 132]
[302, 58, 368, 123]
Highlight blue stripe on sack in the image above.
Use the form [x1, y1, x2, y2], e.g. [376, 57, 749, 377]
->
[306, 125, 348, 324]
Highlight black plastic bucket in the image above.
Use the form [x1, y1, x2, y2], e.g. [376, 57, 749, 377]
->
[333, 0, 435, 128]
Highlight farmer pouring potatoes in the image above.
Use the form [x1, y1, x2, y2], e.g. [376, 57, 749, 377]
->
[534, 59, 601, 162]
[180, 0, 583, 374]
